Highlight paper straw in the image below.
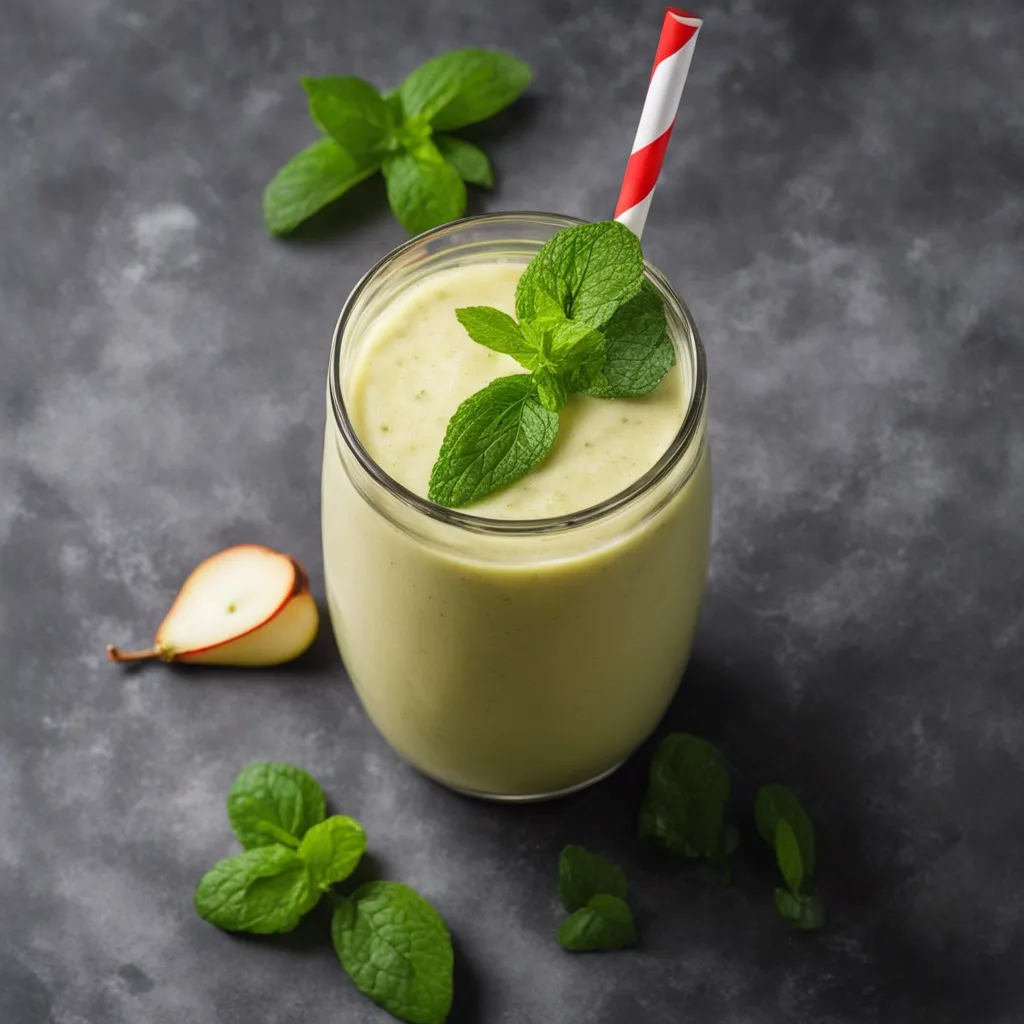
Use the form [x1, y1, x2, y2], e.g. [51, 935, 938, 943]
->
[614, 8, 702, 239]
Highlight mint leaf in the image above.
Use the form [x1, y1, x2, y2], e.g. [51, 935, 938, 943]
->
[577, 280, 675, 398]
[639, 733, 732, 861]
[332, 881, 453, 1024]
[263, 138, 379, 236]
[226, 761, 326, 850]
[297, 815, 367, 890]
[534, 367, 569, 412]
[428, 374, 559, 508]
[515, 221, 644, 329]
[398, 49, 531, 130]
[558, 845, 627, 913]
[194, 846, 318, 934]
[774, 819, 804, 896]
[302, 76, 392, 158]
[435, 134, 493, 187]
[518, 317, 607, 408]
[454, 306, 535, 361]
[383, 144, 466, 236]
[755, 784, 816, 878]
[557, 894, 636, 952]
[774, 888, 826, 931]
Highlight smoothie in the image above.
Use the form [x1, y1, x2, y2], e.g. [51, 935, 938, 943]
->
[322, 216, 710, 798]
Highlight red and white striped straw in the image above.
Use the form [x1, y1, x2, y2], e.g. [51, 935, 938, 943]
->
[614, 7, 702, 239]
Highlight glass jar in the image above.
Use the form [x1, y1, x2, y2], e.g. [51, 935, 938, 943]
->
[322, 213, 710, 801]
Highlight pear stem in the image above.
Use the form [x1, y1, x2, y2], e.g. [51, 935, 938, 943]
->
[107, 644, 162, 663]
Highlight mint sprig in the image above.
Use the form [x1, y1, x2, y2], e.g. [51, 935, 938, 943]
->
[263, 49, 531, 236]
[755, 784, 825, 930]
[429, 220, 675, 508]
[195, 761, 454, 1023]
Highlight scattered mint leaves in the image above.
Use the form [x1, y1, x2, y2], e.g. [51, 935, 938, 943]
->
[263, 139, 379, 237]
[298, 815, 367, 890]
[332, 881, 454, 1024]
[196, 762, 455, 1021]
[558, 845, 628, 913]
[431, 220, 675, 508]
[557, 894, 637, 952]
[639, 733, 736, 867]
[227, 761, 326, 850]
[434, 134, 493, 187]
[755, 784, 825, 931]
[194, 846, 319, 934]
[264, 49, 530, 236]
[427, 374, 559, 507]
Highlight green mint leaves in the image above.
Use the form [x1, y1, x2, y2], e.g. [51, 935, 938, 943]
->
[429, 221, 675, 508]
[264, 49, 531, 236]
[333, 882, 454, 1024]
[639, 733, 737, 875]
[556, 846, 636, 952]
[756, 784, 825, 930]
[196, 761, 454, 1023]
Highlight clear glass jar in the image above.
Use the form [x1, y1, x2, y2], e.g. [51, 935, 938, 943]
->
[322, 213, 710, 801]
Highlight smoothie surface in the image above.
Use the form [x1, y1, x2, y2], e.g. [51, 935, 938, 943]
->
[347, 262, 688, 519]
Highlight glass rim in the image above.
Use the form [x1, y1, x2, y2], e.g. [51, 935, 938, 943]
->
[328, 211, 708, 537]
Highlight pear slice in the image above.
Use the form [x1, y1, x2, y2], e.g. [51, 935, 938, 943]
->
[108, 545, 319, 667]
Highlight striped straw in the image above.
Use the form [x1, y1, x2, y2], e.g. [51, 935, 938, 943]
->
[614, 8, 702, 239]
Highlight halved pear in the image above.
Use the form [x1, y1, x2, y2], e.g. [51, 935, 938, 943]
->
[107, 544, 319, 667]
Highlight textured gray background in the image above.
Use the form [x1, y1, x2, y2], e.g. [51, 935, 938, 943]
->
[2, 0, 1022, 1021]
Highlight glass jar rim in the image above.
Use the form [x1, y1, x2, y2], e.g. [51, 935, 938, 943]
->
[328, 212, 708, 537]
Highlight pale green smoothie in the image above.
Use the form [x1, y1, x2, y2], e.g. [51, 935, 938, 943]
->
[323, 255, 711, 798]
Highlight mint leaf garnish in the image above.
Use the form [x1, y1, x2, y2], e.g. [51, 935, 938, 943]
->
[397, 49, 531, 130]
[756, 784, 825, 930]
[557, 894, 637, 952]
[558, 845, 627, 913]
[194, 846, 319, 934]
[755, 783, 816, 878]
[515, 220, 644, 328]
[577, 280, 675, 398]
[332, 881, 454, 1024]
[262, 138, 379, 236]
[428, 374, 559, 508]
[297, 815, 367, 890]
[226, 761, 326, 850]
[383, 144, 466, 236]
[264, 49, 529, 236]
[302, 76, 392, 158]
[435, 134, 493, 187]
[639, 733, 734, 864]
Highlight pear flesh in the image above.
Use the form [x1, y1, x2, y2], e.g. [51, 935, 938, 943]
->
[108, 545, 319, 667]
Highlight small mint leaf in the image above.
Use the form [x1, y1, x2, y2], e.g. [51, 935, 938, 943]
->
[398, 49, 531, 130]
[558, 846, 628, 913]
[428, 374, 558, 508]
[515, 221, 644, 329]
[263, 139, 379, 236]
[557, 894, 637, 952]
[774, 888, 826, 931]
[535, 368, 569, 412]
[226, 761, 326, 850]
[297, 815, 367, 890]
[332, 881, 453, 1024]
[755, 784, 816, 878]
[774, 818, 804, 896]
[302, 76, 391, 158]
[435, 134, 493, 187]
[455, 306, 535, 362]
[194, 846, 318, 934]
[383, 143, 466, 236]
